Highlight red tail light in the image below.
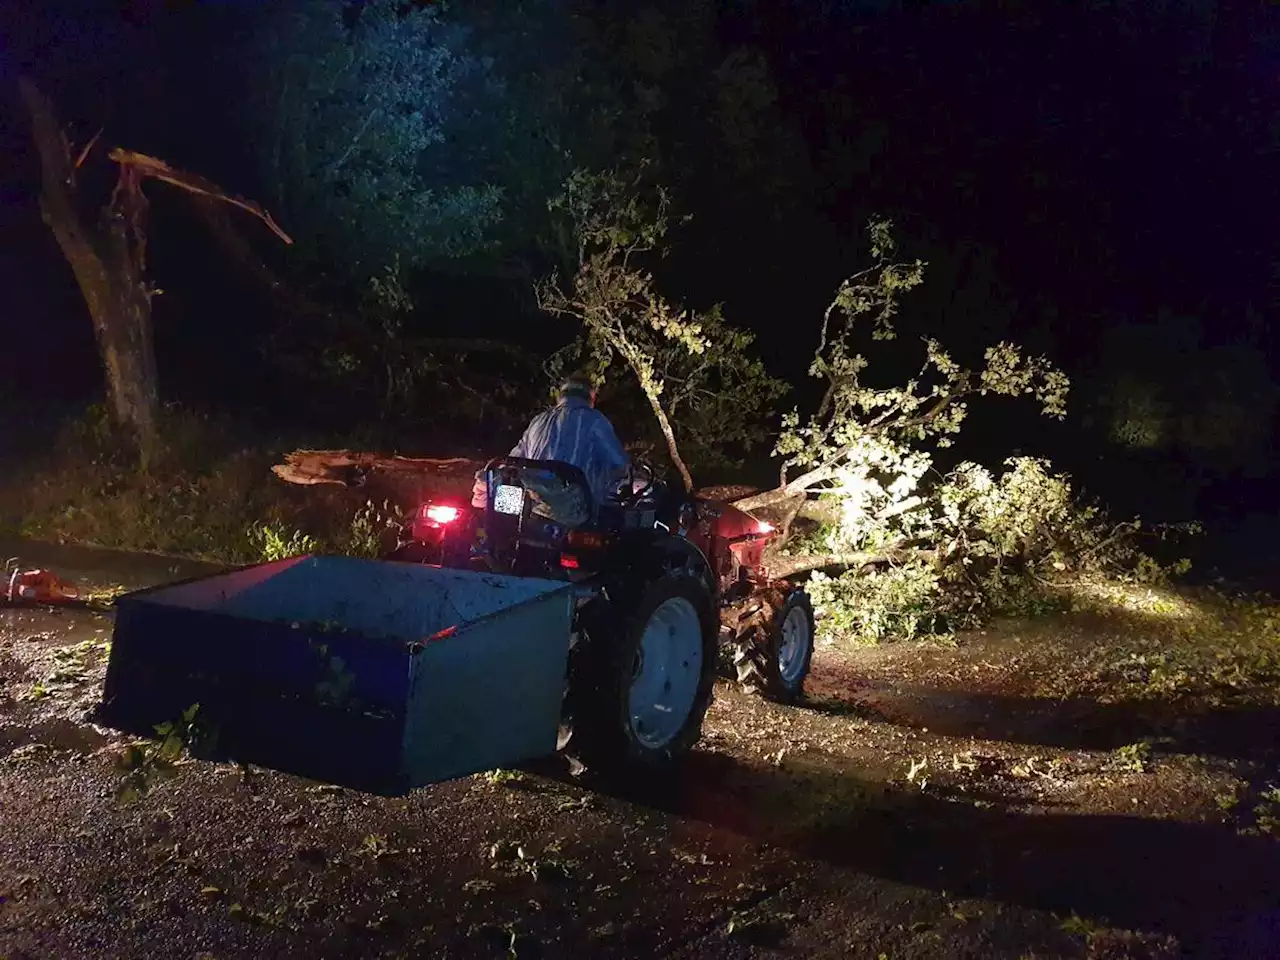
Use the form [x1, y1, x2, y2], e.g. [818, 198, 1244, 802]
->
[559, 554, 580, 569]
[423, 504, 460, 525]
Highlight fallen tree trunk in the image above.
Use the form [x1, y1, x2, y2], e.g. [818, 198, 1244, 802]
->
[272, 448, 929, 582]
[272, 450, 480, 486]
[269, 453, 847, 526]
[271, 450, 483, 512]
[766, 543, 934, 580]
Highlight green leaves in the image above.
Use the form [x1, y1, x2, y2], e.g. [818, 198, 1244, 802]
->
[767, 219, 1069, 505]
[247, 522, 317, 563]
[807, 455, 1195, 646]
[756, 219, 1195, 647]
[247, 0, 507, 277]
[539, 169, 786, 485]
[114, 703, 204, 804]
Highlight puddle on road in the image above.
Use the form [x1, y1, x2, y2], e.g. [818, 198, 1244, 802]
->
[0, 715, 109, 760]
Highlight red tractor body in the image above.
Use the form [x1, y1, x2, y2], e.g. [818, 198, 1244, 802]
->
[685, 499, 775, 598]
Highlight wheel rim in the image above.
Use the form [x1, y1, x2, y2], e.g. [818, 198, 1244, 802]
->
[627, 597, 703, 750]
[778, 604, 811, 686]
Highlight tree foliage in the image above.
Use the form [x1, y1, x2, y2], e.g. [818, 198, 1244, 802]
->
[740, 220, 1068, 515]
[714, 219, 1144, 643]
[537, 168, 787, 488]
[805, 456, 1194, 645]
[246, 0, 507, 278]
[240, 0, 814, 285]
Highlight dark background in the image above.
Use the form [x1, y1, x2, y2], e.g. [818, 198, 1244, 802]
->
[0, 0, 1276, 572]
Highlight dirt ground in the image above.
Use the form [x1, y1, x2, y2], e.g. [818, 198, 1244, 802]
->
[1, 538, 1277, 959]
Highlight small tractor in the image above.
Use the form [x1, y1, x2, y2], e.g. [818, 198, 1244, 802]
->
[96, 457, 813, 793]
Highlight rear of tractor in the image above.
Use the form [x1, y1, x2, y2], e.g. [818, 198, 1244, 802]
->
[389, 457, 815, 771]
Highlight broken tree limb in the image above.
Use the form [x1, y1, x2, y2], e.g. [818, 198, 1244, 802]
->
[271, 450, 483, 510]
[107, 149, 293, 245]
[271, 450, 484, 520]
[735, 396, 958, 513]
[193, 195, 330, 324]
[19, 78, 292, 465]
[766, 542, 932, 580]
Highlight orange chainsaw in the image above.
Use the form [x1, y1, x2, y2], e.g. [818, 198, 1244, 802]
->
[4, 558, 80, 606]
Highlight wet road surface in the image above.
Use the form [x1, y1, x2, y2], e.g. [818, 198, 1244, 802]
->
[1, 539, 1276, 959]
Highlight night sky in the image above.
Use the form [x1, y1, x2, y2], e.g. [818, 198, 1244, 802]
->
[1, 0, 1277, 523]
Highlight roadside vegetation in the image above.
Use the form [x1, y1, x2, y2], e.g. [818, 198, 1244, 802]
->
[0, 404, 411, 566]
[3, 4, 1275, 956]
[1, 178, 1208, 664]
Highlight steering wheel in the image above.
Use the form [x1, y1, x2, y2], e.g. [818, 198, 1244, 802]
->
[620, 459, 656, 504]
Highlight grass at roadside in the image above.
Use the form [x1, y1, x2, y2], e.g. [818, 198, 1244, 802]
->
[1003, 576, 1280, 709]
[0, 405, 391, 565]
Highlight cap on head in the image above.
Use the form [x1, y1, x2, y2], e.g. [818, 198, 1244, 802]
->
[558, 372, 597, 405]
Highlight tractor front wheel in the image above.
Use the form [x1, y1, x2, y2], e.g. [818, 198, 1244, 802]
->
[733, 588, 815, 703]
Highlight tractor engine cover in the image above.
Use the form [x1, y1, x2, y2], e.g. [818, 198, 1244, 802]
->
[701, 501, 773, 587]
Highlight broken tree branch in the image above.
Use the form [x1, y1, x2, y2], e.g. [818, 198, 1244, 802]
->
[73, 127, 103, 173]
[271, 450, 482, 488]
[767, 542, 931, 580]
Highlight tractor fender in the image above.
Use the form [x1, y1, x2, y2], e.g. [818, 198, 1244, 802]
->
[642, 534, 717, 603]
[591, 530, 717, 613]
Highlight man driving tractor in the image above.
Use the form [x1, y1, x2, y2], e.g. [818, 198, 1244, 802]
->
[472, 373, 631, 519]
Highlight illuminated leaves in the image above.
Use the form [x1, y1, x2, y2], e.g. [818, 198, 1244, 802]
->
[539, 169, 786, 483]
[772, 218, 1069, 498]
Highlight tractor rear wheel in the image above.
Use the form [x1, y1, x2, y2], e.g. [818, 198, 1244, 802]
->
[564, 574, 717, 774]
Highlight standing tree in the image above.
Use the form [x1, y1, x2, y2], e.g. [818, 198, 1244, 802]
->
[19, 79, 291, 465]
[537, 168, 786, 490]
[244, 0, 513, 280]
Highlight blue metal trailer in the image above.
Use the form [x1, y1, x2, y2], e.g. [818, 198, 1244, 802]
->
[99, 555, 577, 794]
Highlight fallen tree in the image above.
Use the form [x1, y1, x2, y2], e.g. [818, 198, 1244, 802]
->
[262, 187, 1189, 645]
[270, 450, 482, 509]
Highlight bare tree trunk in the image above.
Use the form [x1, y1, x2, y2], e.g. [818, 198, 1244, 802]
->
[20, 79, 160, 461]
[99, 193, 161, 459]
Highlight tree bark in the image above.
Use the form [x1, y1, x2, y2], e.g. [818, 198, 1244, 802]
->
[271, 450, 482, 488]
[734, 464, 835, 512]
[20, 79, 160, 460]
[643, 387, 695, 493]
[767, 542, 928, 580]
[20, 79, 292, 468]
[270, 449, 483, 515]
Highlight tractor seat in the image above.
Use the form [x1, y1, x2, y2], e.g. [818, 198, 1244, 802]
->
[485, 458, 595, 530]
[522, 470, 592, 528]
